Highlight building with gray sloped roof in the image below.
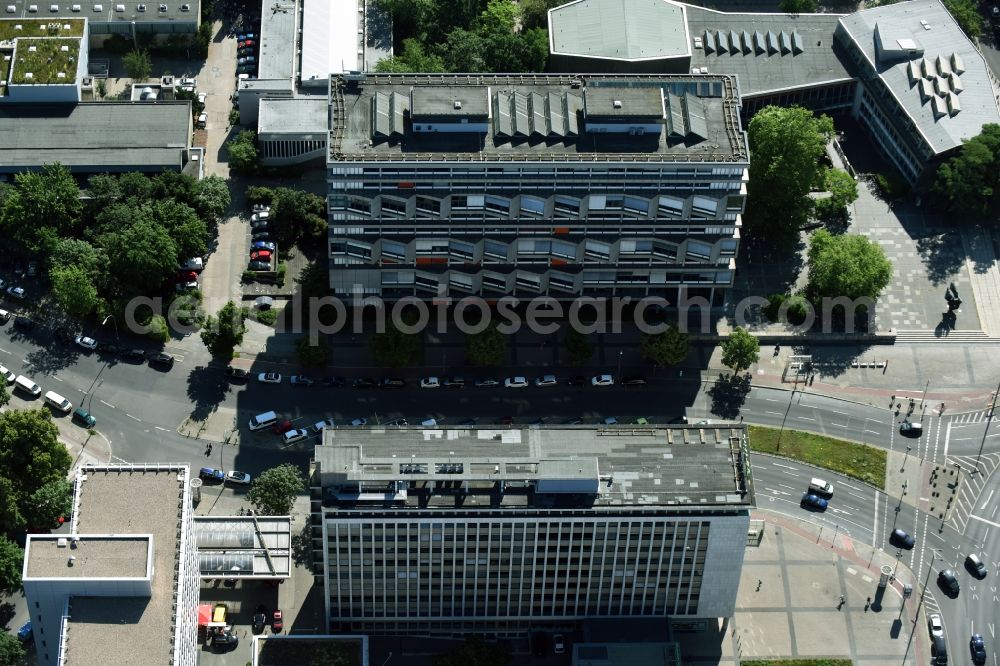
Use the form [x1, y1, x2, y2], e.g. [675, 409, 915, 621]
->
[835, 0, 1000, 183]
[2, 0, 201, 44]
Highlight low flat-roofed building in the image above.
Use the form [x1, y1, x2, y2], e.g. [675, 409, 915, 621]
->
[312, 425, 754, 635]
[194, 515, 293, 578]
[0, 17, 88, 102]
[257, 96, 327, 165]
[257, 0, 295, 83]
[22, 464, 201, 666]
[300, 0, 389, 87]
[0, 100, 192, 174]
[1, 0, 200, 43]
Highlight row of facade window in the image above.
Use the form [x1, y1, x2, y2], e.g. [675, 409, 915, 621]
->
[330, 166, 747, 178]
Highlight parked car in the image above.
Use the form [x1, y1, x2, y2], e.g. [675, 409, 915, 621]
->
[312, 418, 336, 433]
[73, 407, 96, 427]
[0, 365, 13, 384]
[965, 553, 988, 578]
[252, 605, 267, 634]
[290, 375, 314, 387]
[226, 366, 249, 381]
[250, 210, 269, 224]
[350, 418, 368, 426]
[420, 376, 441, 388]
[199, 467, 225, 482]
[121, 348, 145, 363]
[591, 374, 614, 386]
[380, 377, 406, 388]
[75, 335, 98, 351]
[621, 375, 648, 386]
[252, 241, 276, 252]
[13, 315, 35, 330]
[175, 279, 198, 292]
[272, 419, 294, 434]
[603, 416, 618, 425]
[0, 308, 9, 323]
[251, 232, 272, 241]
[226, 471, 252, 485]
[148, 352, 174, 368]
[474, 377, 499, 387]
[564, 416, 584, 425]
[384, 418, 408, 427]
[505, 376, 528, 388]
[353, 377, 376, 388]
[237, 56, 256, 65]
[271, 609, 283, 633]
[250, 249, 272, 262]
[938, 569, 960, 596]
[197, 92, 207, 105]
[890, 528, 915, 550]
[238, 39, 255, 48]
[553, 634, 565, 655]
[443, 377, 465, 387]
[322, 376, 346, 387]
[17, 621, 32, 645]
[534, 374, 558, 387]
[258, 372, 282, 384]
[970, 634, 987, 665]
[252, 204, 270, 213]
[458, 418, 476, 426]
[196, 112, 207, 129]
[282, 428, 309, 445]
[6, 285, 25, 300]
[800, 493, 828, 511]
[248, 261, 271, 271]
[928, 613, 944, 638]
[179, 76, 196, 91]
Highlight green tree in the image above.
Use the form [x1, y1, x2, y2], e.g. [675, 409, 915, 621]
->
[50, 264, 100, 319]
[29, 479, 73, 530]
[563, 328, 593, 366]
[466, 325, 506, 366]
[434, 637, 511, 666]
[779, 0, 816, 12]
[943, 0, 982, 39]
[0, 623, 26, 664]
[0, 409, 72, 533]
[0, 163, 83, 252]
[0, 536, 24, 597]
[370, 321, 421, 367]
[117, 171, 155, 201]
[193, 173, 232, 222]
[931, 124, 1000, 216]
[154, 200, 209, 260]
[227, 130, 258, 173]
[745, 106, 834, 250]
[51, 238, 108, 276]
[296, 336, 331, 368]
[87, 173, 123, 209]
[640, 325, 690, 367]
[720, 327, 760, 374]
[806, 228, 893, 300]
[123, 49, 152, 80]
[0, 384, 9, 410]
[103, 217, 179, 294]
[813, 168, 859, 222]
[247, 464, 305, 515]
[439, 28, 486, 72]
[375, 38, 447, 72]
[200, 301, 247, 359]
[270, 187, 327, 247]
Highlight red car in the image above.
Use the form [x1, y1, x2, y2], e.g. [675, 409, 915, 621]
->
[176, 270, 198, 282]
[250, 249, 272, 261]
[239, 39, 254, 48]
[271, 609, 283, 633]
[272, 419, 293, 434]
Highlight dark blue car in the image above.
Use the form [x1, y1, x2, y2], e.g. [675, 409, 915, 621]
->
[17, 621, 33, 644]
[251, 241, 276, 252]
[199, 467, 225, 482]
[801, 493, 828, 511]
[971, 634, 986, 664]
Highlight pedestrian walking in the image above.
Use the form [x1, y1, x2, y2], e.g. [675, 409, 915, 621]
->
[756, 579, 762, 591]
[864, 597, 871, 612]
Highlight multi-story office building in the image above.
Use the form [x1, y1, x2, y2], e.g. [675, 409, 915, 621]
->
[327, 73, 749, 304]
[21, 464, 201, 666]
[311, 424, 754, 635]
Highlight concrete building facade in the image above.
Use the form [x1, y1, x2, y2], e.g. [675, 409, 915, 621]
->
[311, 425, 754, 636]
[327, 73, 749, 304]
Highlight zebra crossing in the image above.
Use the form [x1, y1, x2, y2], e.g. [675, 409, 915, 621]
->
[945, 451, 1000, 534]
[947, 409, 997, 426]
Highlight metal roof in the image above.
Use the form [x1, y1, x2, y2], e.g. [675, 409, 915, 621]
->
[0, 101, 190, 172]
[837, 0, 1000, 156]
[257, 0, 295, 81]
[258, 97, 327, 135]
[1, 0, 200, 23]
[194, 516, 292, 578]
[548, 0, 691, 61]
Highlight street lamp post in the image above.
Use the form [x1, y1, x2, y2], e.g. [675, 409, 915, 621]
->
[102, 315, 120, 343]
[901, 548, 940, 665]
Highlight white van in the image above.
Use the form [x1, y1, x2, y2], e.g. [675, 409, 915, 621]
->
[14, 374, 41, 397]
[808, 478, 834, 497]
[44, 390, 72, 413]
[248, 410, 277, 431]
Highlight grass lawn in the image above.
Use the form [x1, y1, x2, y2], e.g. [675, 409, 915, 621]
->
[748, 425, 886, 489]
[743, 661, 853, 666]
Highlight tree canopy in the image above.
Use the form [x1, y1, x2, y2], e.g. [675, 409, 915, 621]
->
[0, 409, 72, 533]
[931, 123, 1000, 217]
[778, 0, 816, 12]
[0, 536, 24, 597]
[270, 187, 327, 248]
[200, 301, 248, 359]
[745, 106, 834, 250]
[563, 328, 593, 366]
[806, 229, 893, 301]
[297, 336, 332, 368]
[0, 163, 83, 252]
[370, 316, 422, 367]
[640, 326, 690, 367]
[123, 49, 152, 80]
[247, 464, 306, 516]
[813, 168, 859, 223]
[376, 0, 548, 73]
[466, 325, 506, 366]
[721, 327, 760, 374]
[50, 264, 101, 319]
[227, 130, 258, 173]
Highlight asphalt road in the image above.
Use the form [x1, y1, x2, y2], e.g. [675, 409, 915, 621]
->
[2, 320, 1000, 661]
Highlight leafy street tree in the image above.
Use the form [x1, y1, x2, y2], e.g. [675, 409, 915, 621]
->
[813, 168, 859, 222]
[193, 174, 232, 222]
[227, 130, 258, 173]
[0, 535, 24, 597]
[0, 384, 9, 409]
[640, 325, 690, 367]
[745, 106, 834, 250]
[154, 199, 209, 260]
[29, 480, 73, 531]
[270, 187, 327, 247]
[375, 38, 446, 72]
[440, 28, 486, 72]
[0, 163, 83, 252]
[779, 0, 816, 12]
[370, 321, 422, 367]
[0, 619, 27, 664]
[563, 328, 593, 366]
[0, 409, 72, 533]
[50, 239, 108, 280]
[297, 336, 331, 368]
[931, 123, 1000, 217]
[123, 49, 152, 80]
[806, 229, 893, 301]
[200, 301, 247, 359]
[721, 327, 760, 374]
[50, 264, 100, 319]
[466, 325, 506, 366]
[943, 0, 982, 39]
[434, 637, 511, 666]
[247, 464, 306, 516]
[103, 217, 179, 294]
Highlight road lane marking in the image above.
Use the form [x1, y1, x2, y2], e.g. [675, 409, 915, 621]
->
[772, 462, 796, 470]
[969, 514, 1000, 529]
[155, 426, 170, 432]
[931, 531, 945, 542]
[945, 421, 951, 459]
[981, 489, 996, 510]
[796, 416, 816, 421]
[830, 409, 849, 416]
[764, 397, 781, 402]
[846, 490, 866, 500]
[126, 413, 141, 422]
[100, 400, 115, 409]
[0, 347, 9, 354]
[840, 481, 863, 492]
[764, 487, 792, 496]
[865, 429, 880, 434]
[778, 483, 795, 490]
[765, 410, 783, 416]
[52, 376, 63, 382]
[831, 423, 847, 428]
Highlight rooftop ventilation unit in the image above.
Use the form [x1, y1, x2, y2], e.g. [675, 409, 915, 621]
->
[613, 99, 622, 108]
[181, 2, 189, 9]
[158, 3, 166, 9]
[27, 4, 37, 11]
[24, 72, 33, 79]
[71, 3, 80, 9]
[693, 37, 703, 49]
[115, 3, 123, 9]
[137, 2, 145, 8]
[28, 44, 37, 51]
[60, 44, 68, 50]
[56, 71, 65, 78]
[50, 3, 58, 10]
[93, 3, 102, 10]
[453, 100, 461, 109]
